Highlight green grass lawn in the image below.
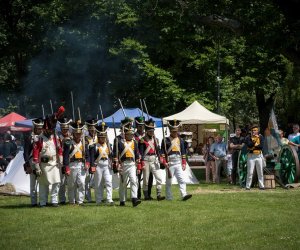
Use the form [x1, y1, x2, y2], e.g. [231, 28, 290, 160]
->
[1, 184, 300, 250]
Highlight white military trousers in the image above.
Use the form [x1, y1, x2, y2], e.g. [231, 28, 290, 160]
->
[143, 155, 163, 194]
[119, 161, 138, 202]
[68, 161, 87, 204]
[39, 162, 60, 206]
[246, 153, 265, 189]
[39, 182, 60, 206]
[166, 154, 187, 200]
[94, 159, 113, 204]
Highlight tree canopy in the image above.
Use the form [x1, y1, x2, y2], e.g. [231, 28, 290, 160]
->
[1, 0, 300, 131]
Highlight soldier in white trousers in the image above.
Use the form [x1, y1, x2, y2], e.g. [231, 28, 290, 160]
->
[63, 121, 90, 205]
[23, 118, 43, 206]
[161, 119, 192, 201]
[90, 122, 114, 205]
[32, 107, 65, 207]
[58, 117, 72, 204]
[138, 118, 165, 201]
[84, 119, 98, 202]
[113, 119, 141, 207]
[245, 125, 265, 190]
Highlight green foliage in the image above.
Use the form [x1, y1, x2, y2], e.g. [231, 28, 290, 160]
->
[0, 0, 299, 128]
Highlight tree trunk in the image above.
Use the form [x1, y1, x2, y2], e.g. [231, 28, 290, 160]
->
[255, 89, 276, 133]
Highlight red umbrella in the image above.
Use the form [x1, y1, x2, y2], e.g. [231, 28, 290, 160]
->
[0, 112, 31, 132]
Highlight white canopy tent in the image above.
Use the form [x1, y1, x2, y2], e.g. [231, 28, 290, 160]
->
[163, 101, 229, 124]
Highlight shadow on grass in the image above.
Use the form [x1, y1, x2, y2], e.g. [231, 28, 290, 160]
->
[0, 203, 34, 209]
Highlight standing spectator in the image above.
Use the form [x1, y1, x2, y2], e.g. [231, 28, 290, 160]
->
[210, 134, 227, 184]
[0, 136, 7, 171]
[245, 125, 265, 190]
[288, 124, 300, 141]
[203, 137, 216, 183]
[2, 134, 17, 161]
[229, 127, 245, 185]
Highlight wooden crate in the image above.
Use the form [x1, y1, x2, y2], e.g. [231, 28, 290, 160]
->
[264, 175, 275, 189]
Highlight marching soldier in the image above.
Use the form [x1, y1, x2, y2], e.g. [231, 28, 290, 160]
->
[90, 122, 114, 205]
[134, 116, 145, 200]
[245, 125, 265, 190]
[23, 118, 43, 207]
[57, 117, 72, 204]
[63, 121, 90, 205]
[113, 120, 142, 207]
[84, 118, 98, 202]
[160, 119, 192, 201]
[32, 106, 65, 207]
[139, 118, 165, 201]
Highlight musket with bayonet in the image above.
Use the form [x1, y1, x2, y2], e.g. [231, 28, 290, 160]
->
[142, 99, 161, 165]
[100, 105, 113, 168]
[78, 107, 88, 172]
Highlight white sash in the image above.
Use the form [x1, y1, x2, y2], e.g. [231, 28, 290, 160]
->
[120, 141, 135, 160]
[144, 139, 155, 156]
[95, 143, 108, 162]
[69, 141, 82, 159]
[167, 137, 181, 154]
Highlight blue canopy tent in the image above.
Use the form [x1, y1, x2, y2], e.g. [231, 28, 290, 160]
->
[15, 119, 60, 130]
[15, 119, 34, 128]
[102, 108, 162, 128]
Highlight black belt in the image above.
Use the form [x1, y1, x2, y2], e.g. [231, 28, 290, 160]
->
[123, 157, 134, 162]
[70, 158, 83, 162]
[168, 152, 180, 156]
[100, 157, 108, 160]
[249, 150, 261, 154]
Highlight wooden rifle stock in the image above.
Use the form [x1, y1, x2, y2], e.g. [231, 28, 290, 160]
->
[161, 118, 172, 179]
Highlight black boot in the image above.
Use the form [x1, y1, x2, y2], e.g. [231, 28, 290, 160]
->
[143, 190, 150, 200]
[157, 195, 165, 201]
[120, 201, 125, 206]
[132, 198, 141, 207]
[182, 194, 192, 201]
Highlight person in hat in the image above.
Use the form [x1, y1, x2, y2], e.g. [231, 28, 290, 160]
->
[63, 121, 90, 205]
[23, 118, 44, 206]
[160, 119, 192, 201]
[57, 117, 72, 205]
[32, 114, 63, 207]
[134, 116, 147, 200]
[84, 118, 98, 202]
[244, 124, 265, 190]
[113, 122, 142, 207]
[89, 122, 114, 205]
[139, 118, 165, 201]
